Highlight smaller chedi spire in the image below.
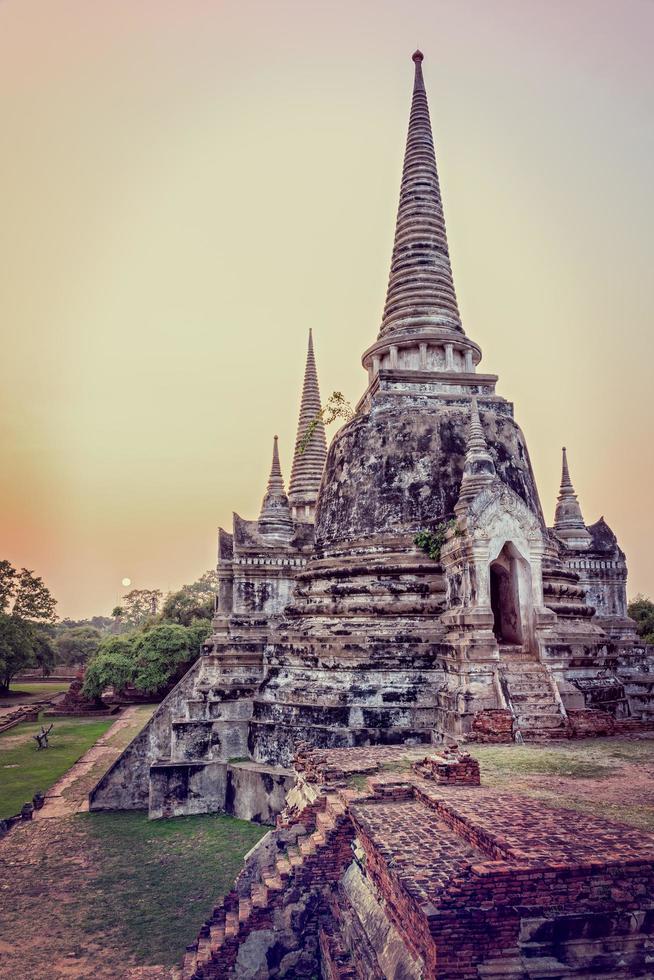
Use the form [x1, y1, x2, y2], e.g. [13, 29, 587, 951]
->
[258, 435, 293, 539]
[455, 398, 496, 511]
[289, 330, 328, 522]
[553, 447, 591, 550]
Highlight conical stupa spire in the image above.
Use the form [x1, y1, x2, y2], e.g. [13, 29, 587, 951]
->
[379, 50, 462, 340]
[288, 330, 328, 522]
[553, 447, 591, 549]
[259, 435, 293, 538]
[455, 398, 496, 511]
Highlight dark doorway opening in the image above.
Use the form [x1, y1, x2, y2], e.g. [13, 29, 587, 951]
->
[490, 544, 524, 645]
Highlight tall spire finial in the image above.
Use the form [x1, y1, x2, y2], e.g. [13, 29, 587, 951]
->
[378, 50, 462, 341]
[455, 398, 496, 511]
[259, 435, 293, 538]
[553, 446, 591, 550]
[289, 330, 328, 522]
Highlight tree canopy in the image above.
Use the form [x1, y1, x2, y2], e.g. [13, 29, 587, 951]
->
[0, 560, 57, 690]
[161, 570, 218, 626]
[55, 626, 103, 666]
[628, 595, 654, 645]
[82, 636, 137, 701]
[82, 621, 210, 700]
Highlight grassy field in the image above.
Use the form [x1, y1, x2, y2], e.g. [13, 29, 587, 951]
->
[0, 716, 114, 818]
[78, 812, 266, 964]
[467, 738, 654, 831]
[0, 811, 267, 976]
[0, 682, 69, 706]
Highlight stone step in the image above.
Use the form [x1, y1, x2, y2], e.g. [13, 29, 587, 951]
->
[275, 856, 292, 880]
[517, 715, 567, 730]
[196, 932, 213, 969]
[250, 881, 269, 908]
[182, 946, 197, 978]
[511, 690, 557, 703]
[238, 896, 251, 922]
[210, 919, 225, 949]
[326, 794, 348, 816]
[298, 835, 316, 857]
[224, 909, 239, 938]
[262, 871, 283, 891]
[316, 810, 336, 832]
[504, 680, 554, 694]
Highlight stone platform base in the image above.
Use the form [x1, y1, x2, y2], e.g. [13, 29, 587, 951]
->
[147, 759, 295, 824]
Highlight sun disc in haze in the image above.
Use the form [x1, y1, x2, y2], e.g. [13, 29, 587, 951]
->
[121, 577, 131, 587]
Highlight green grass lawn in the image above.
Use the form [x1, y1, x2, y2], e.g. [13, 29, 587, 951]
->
[0, 681, 70, 705]
[0, 810, 268, 976]
[467, 743, 614, 780]
[0, 716, 114, 818]
[74, 812, 267, 965]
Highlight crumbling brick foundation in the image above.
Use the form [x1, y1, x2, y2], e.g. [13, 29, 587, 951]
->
[181, 743, 654, 979]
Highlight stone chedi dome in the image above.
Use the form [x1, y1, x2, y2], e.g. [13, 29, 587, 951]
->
[313, 51, 543, 557]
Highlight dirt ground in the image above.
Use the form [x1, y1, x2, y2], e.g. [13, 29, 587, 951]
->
[468, 736, 654, 830]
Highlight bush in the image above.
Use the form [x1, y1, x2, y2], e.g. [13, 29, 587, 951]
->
[82, 637, 136, 700]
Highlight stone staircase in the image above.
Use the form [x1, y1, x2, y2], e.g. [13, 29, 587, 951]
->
[182, 793, 351, 979]
[498, 647, 568, 740]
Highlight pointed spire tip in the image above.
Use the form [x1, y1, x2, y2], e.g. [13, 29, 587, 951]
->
[412, 49, 424, 63]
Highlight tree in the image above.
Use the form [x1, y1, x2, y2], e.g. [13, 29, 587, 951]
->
[298, 391, 354, 453]
[32, 630, 57, 677]
[120, 589, 162, 627]
[55, 626, 102, 666]
[11, 568, 57, 623]
[131, 622, 210, 694]
[628, 595, 654, 645]
[82, 636, 136, 700]
[161, 571, 218, 626]
[0, 560, 18, 612]
[0, 615, 36, 690]
[0, 560, 57, 691]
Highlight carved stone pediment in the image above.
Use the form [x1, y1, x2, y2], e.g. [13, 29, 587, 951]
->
[464, 479, 545, 561]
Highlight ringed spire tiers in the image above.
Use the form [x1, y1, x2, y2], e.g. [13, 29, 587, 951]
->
[360, 52, 486, 395]
[288, 330, 328, 522]
[455, 398, 497, 511]
[553, 447, 591, 550]
[379, 49, 463, 340]
[258, 435, 293, 539]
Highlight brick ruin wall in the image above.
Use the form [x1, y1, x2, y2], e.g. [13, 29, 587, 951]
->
[181, 744, 654, 979]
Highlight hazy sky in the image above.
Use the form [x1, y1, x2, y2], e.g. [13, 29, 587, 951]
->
[1, 0, 652, 619]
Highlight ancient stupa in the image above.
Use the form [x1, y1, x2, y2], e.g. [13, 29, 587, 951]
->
[91, 52, 649, 819]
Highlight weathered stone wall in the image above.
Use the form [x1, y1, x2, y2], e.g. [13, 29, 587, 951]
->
[148, 759, 295, 822]
[89, 657, 205, 810]
[315, 395, 544, 553]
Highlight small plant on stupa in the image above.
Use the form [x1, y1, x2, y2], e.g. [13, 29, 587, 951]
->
[414, 520, 459, 560]
[298, 391, 354, 454]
